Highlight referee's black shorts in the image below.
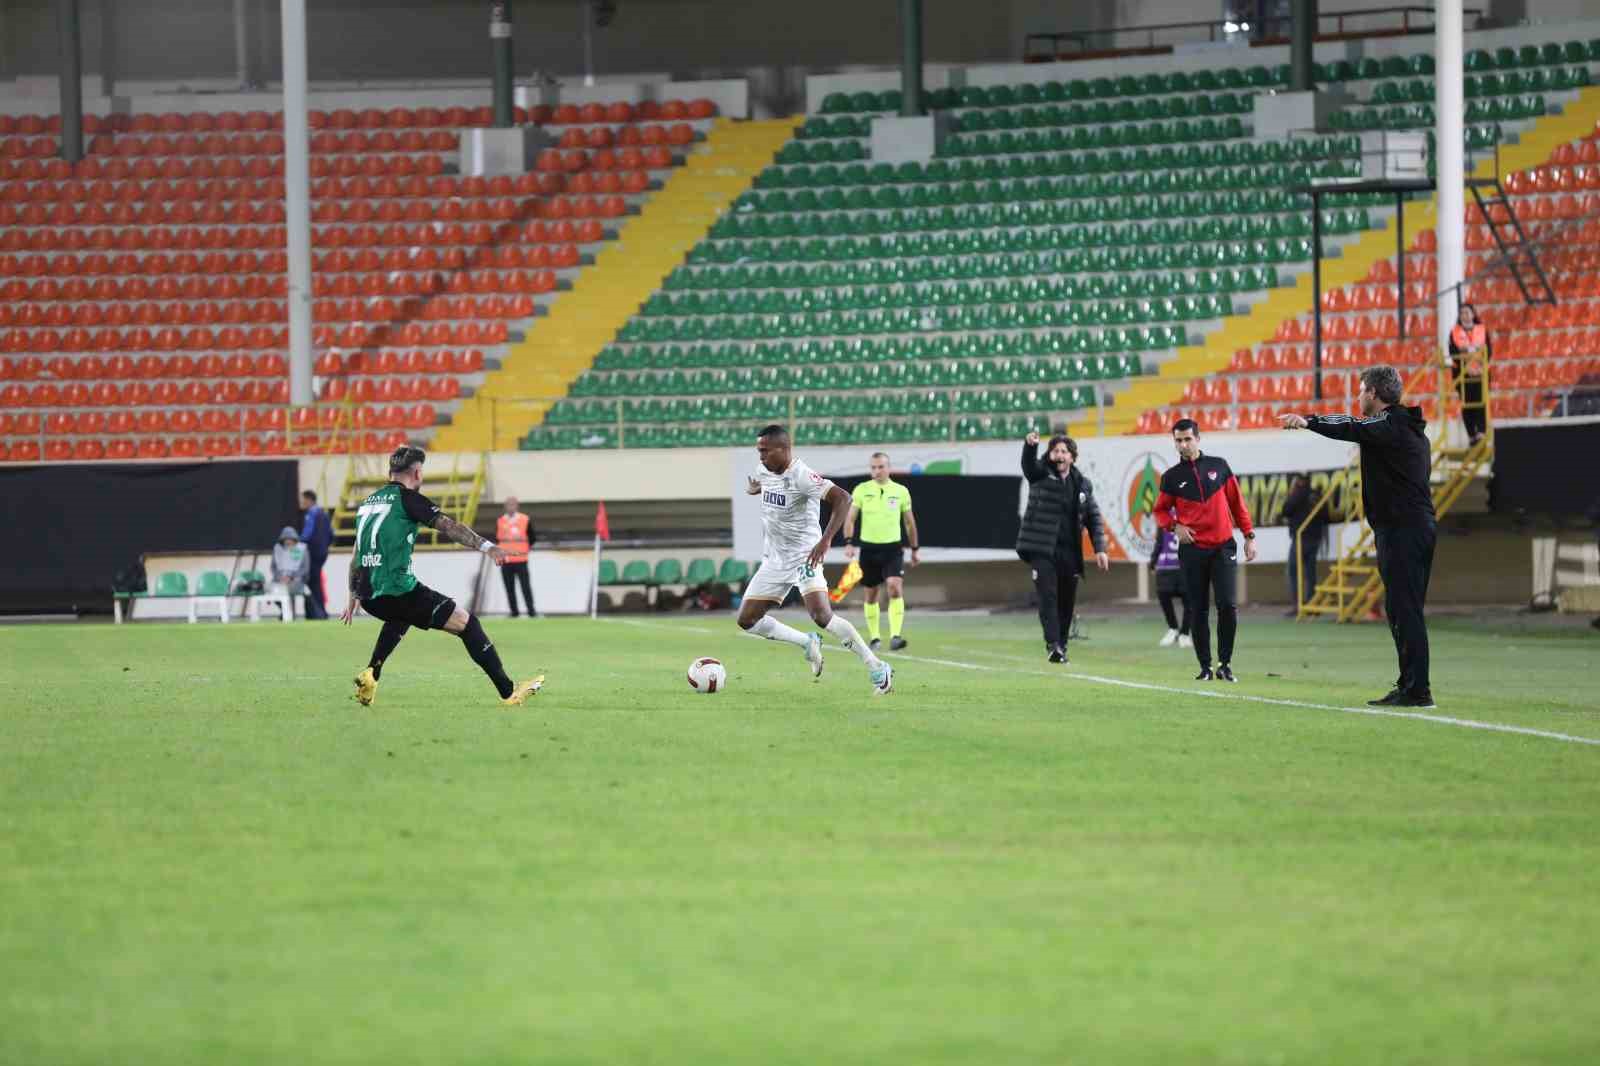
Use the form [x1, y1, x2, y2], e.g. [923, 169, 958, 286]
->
[858, 543, 905, 588]
[361, 582, 457, 630]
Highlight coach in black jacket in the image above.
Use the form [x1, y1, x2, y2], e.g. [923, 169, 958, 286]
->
[1017, 430, 1110, 663]
[1282, 364, 1437, 707]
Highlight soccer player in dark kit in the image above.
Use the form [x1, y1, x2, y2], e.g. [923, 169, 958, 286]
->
[342, 445, 544, 707]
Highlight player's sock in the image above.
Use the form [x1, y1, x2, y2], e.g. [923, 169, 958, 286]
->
[824, 615, 881, 668]
[367, 620, 408, 680]
[888, 597, 905, 638]
[458, 614, 514, 699]
[750, 615, 811, 648]
[863, 601, 880, 641]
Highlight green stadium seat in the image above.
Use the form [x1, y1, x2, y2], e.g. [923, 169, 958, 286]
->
[652, 559, 684, 585]
[598, 559, 619, 585]
[152, 572, 189, 597]
[232, 570, 265, 595]
[716, 559, 750, 585]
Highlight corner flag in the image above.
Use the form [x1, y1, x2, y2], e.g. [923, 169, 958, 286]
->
[590, 501, 611, 617]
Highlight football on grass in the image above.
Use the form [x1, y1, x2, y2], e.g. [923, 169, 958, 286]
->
[686, 657, 727, 694]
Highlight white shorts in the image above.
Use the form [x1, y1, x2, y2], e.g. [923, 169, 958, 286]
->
[744, 559, 829, 603]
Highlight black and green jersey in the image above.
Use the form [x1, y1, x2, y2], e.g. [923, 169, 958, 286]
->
[353, 482, 441, 599]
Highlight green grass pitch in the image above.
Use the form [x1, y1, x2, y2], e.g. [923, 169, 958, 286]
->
[3, 610, 1598, 1064]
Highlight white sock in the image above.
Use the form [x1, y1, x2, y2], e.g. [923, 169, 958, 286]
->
[750, 615, 810, 648]
[825, 615, 881, 669]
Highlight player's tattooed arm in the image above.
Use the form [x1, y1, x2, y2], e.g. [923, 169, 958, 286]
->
[431, 512, 488, 550]
[431, 513, 510, 564]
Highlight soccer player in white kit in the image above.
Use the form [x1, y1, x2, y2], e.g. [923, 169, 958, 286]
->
[738, 425, 894, 695]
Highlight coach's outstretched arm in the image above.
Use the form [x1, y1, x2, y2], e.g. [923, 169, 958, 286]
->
[1020, 430, 1047, 482]
[1280, 411, 1398, 443]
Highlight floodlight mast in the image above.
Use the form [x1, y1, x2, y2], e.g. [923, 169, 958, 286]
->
[1436, 0, 1466, 360]
[282, 0, 313, 406]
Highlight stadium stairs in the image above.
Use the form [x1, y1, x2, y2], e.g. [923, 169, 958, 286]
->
[329, 450, 486, 550]
[0, 99, 717, 462]
[432, 117, 801, 452]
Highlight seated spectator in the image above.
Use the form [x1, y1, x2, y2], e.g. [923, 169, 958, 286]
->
[271, 526, 311, 620]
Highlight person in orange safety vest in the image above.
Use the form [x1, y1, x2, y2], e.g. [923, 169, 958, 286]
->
[496, 496, 536, 617]
[1447, 303, 1490, 444]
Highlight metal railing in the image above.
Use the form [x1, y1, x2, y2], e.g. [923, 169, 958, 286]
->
[4, 361, 1591, 463]
[1024, 7, 1483, 61]
[0, 400, 412, 461]
[462, 360, 1592, 450]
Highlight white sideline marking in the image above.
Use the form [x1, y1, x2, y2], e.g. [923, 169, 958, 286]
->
[885, 652, 1600, 748]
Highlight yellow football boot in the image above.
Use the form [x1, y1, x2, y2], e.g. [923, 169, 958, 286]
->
[501, 674, 546, 707]
[352, 668, 378, 707]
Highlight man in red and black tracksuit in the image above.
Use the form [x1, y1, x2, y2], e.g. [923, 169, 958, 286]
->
[1154, 418, 1257, 682]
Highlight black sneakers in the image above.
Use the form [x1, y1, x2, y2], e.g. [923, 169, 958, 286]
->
[889, 636, 908, 651]
[1370, 688, 1435, 708]
[1215, 664, 1236, 683]
[868, 638, 881, 651]
[1047, 644, 1067, 664]
[1195, 667, 1214, 681]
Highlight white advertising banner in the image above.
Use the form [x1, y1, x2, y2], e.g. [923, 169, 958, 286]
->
[731, 431, 1361, 566]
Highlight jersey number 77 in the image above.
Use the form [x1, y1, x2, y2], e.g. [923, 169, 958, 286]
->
[354, 502, 393, 556]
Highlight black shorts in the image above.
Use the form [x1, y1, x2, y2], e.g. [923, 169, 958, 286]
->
[858, 544, 904, 587]
[361, 582, 457, 631]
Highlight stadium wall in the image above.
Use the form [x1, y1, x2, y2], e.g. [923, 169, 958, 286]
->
[1490, 418, 1600, 516]
[0, 460, 301, 615]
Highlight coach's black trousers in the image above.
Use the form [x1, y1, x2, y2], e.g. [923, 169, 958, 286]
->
[501, 561, 535, 617]
[1374, 522, 1436, 696]
[1025, 552, 1080, 650]
[1178, 541, 1238, 669]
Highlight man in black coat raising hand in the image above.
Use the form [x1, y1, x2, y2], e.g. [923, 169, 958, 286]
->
[1017, 430, 1110, 663]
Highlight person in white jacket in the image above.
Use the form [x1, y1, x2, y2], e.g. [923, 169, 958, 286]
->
[271, 526, 311, 619]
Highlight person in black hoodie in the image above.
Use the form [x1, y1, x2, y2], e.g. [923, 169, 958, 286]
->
[1281, 365, 1438, 707]
[1017, 430, 1109, 663]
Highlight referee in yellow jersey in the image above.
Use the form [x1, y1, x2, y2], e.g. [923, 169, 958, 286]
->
[843, 452, 920, 650]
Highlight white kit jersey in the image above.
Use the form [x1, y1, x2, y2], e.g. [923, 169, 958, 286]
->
[755, 457, 834, 568]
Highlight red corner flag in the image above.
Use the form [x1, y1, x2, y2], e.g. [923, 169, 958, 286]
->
[595, 501, 611, 542]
